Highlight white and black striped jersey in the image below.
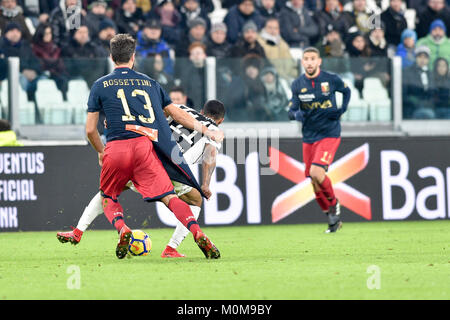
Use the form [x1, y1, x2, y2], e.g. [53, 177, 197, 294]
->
[167, 104, 222, 165]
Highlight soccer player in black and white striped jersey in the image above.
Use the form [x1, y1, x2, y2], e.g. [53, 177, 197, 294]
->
[57, 100, 226, 258]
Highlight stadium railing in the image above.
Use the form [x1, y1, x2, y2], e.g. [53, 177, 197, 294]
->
[0, 56, 449, 141]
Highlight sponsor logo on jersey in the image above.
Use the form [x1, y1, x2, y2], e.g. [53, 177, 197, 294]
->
[298, 94, 315, 102]
[321, 82, 330, 95]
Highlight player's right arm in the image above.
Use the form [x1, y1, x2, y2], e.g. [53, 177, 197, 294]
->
[164, 104, 224, 143]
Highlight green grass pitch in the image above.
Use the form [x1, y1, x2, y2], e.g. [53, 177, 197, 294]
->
[0, 220, 449, 300]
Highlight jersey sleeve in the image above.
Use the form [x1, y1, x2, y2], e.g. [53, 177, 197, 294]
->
[289, 80, 301, 112]
[205, 124, 222, 151]
[87, 81, 102, 113]
[333, 74, 348, 93]
[156, 82, 172, 108]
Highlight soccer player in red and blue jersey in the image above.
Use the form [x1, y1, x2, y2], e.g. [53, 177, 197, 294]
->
[85, 34, 222, 259]
[288, 47, 351, 233]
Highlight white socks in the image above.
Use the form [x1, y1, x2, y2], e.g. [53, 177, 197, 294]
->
[168, 205, 201, 249]
[76, 191, 103, 232]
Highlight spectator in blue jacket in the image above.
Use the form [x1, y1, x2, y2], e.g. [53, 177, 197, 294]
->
[135, 19, 174, 75]
[224, 0, 265, 44]
[396, 29, 417, 68]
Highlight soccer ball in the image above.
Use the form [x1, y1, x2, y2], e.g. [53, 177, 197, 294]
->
[128, 230, 152, 256]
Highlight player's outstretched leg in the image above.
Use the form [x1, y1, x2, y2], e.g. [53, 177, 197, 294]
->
[57, 227, 83, 245]
[164, 195, 220, 259]
[56, 192, 104, 245]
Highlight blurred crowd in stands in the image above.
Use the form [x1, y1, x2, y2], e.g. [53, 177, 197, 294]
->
[0, 0, 449, 121]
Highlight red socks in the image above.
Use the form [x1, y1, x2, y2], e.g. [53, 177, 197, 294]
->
[102, 198, 125, 232]
[315, 191, 330, 212]
[319, 176, 337, 206]
[168, 197, 201, 236]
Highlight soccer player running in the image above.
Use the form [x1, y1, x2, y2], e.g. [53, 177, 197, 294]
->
[73, 34, 222, 259]
[57, 101, 226, 258]
[288, 47, 351, 233]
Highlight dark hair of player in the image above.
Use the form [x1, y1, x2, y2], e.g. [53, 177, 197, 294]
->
[203, 100, 225, 121]
[302, 47, 320, 57]
[110, 34, 136, 65]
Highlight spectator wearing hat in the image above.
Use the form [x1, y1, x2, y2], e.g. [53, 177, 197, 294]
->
[0, 0, 32, 41]
[178, 42, 208, 109]
[60, 24, 106, 88]
[32, 22, 69, 101]
[278, 0, 319, 48]
[2, 22, 42, 121]
[256, 17, 298, 80]
[95, 18, 116, 55]
[417, 19, 450, 67]
[402, 45, 436, 119]
[85, 0, 110, 40]
[206, 22, 232, 58]
[396, 29, 418, 68]
[174, 16, 207, 57]
[147, 0, 182, 46]
[224, 0, 265, 44]
[114, 0, 144, 37]
[179, 0, 210, 32]
[229, 20, 266, 59]
[415, 0, 450, 39]
[380, 0, 408, 47]
[135, 19, 174, 75]
[50, 0, 86, 47]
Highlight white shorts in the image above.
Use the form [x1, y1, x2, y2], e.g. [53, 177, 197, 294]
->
[126, 180, 192, 197]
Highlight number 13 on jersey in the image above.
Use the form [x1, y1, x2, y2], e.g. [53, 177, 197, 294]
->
[117, 88, 155, 124]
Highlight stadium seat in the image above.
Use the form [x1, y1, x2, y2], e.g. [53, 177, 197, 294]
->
[369, 101, 392, 122]
[36, 79, 72, 125]
[362, 77, 392, 122]
[18, 87, 35, 125]
[337, 81, 369, 122]
[67, 79, 89, 124]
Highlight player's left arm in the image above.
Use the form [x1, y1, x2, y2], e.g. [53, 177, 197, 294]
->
[334, 75, 351, 115]
[86, 111, 105, 166]
[164, 103, 224, 143]
[201, 143, 218, 200]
